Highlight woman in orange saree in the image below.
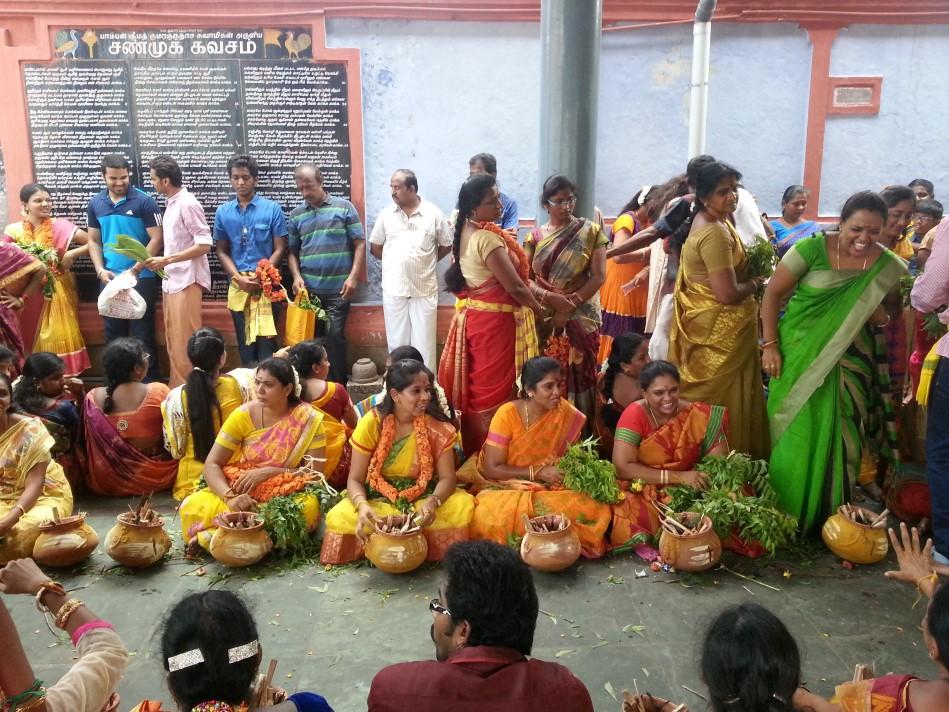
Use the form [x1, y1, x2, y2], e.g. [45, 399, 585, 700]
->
[439, 174, 542, 456]
[466, 356, 611, 558]
[611, 361, 728, 553]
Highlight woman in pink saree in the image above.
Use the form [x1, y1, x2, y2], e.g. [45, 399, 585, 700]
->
[0, 241, 43, 374]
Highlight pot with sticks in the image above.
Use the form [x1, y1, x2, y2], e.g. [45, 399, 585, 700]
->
[32, 508, 99, 567]
[821, 504, 889, 564]
[520, 513, 581, 572]
[657, 506, 721, 573]
[105, 495, 172, 568]
[209, 512, 273, 567]
[364, 513, 428, 574]
[623, 681, 689, 712]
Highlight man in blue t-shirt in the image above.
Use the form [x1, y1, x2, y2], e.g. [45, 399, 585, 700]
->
[87, 153, 163, 380]
[469, 152, 519, 231]
[214, 154, 288, 366]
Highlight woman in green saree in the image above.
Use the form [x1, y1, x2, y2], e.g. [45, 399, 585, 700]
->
[762, 191, 907, 535]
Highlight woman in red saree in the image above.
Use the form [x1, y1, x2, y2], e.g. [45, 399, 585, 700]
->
[82, 337, 176, 495]
[439, 174, 543, 456]
[0, 241, 43, 373]
[610, 360, 728, 551]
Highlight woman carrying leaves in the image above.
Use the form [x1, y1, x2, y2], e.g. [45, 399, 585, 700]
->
[179, 358, 325, 553]
[467, 356, 611, 558]
[320, 359, 472, 565]
[610, 360, 727, 552]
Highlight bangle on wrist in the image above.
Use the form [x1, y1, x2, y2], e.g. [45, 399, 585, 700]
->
[430, 494, 443, 508]
[55, 599, 85, 630]
[35, 581, 66, 613]
[760, 339, 778, 350]
[11, 503, 26, 518]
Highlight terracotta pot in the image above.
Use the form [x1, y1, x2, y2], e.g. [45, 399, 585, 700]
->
[32, 513, 99, 567]
[105, 512, 172, 568]
[821, 506, 889, 564]
[209, 513, 273, 567]
[658, 512, 722, 572]
[520, 514, 581, 572]
[364, 519, 428, 574]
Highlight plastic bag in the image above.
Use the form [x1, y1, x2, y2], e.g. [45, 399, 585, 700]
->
[285, 288, 316, 346]
[97, 270, 146, 320]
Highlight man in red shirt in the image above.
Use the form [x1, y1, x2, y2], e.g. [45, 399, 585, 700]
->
[367, 541, 594, 712]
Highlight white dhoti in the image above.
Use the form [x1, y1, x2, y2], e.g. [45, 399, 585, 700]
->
[382, 291, 438, 370]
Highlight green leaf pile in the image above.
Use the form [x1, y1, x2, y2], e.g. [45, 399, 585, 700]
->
[745, 234, 778, 280]
[298, 291, 331, 329]
[558, 437, 621, 504]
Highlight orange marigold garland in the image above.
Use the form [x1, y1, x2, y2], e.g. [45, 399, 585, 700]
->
[223, 462, 309, 503]
[365, 415, 435, 504]
[256, 259, 287, 302]
[544, 330, 571, 372]
[473, 221, 530, 281]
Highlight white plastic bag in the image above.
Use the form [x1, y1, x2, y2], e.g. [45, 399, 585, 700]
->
[97, 270, 147, 320]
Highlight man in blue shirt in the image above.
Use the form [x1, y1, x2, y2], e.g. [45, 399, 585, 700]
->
[86, 153, 163, 381]
[287, 162, 365, 383]
[214, 154, 288, 365]
[469, 153, 519, 231]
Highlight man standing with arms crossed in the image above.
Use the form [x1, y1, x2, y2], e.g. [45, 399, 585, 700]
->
[145, 155, 212, 388]
[213, 154, 288, 366]
[369, 169, 452, 370]
[288, 162, 365, 384]
[86, 153, 163, 381]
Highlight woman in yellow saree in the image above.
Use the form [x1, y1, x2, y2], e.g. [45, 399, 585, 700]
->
[466, 356, 611, 558]
[320, 359, 473, 565]
[0, 373, 73, 562]
[179, 358, 325, 553]
[289, 339, 357, 489]
[668, 161, 769, 459]
[611, 361, 727, 552]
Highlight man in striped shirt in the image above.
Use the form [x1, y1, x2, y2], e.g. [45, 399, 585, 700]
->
[288, 162, 365, 383]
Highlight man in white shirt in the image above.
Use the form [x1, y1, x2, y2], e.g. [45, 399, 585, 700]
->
[369, 169, 452, 369]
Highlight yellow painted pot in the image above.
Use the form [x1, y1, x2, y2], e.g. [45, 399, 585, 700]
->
[821, 506, 888, 564]
[520, 514, 581, 572]
[32, 514, 99, 567]
[105, 512, 172, 568]
[365, 517, 428, 574]
[209, 513, 273, 567]
[658, 512, 722, 573]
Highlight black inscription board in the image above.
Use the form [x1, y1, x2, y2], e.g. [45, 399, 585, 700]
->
[24, 28, 353, 301]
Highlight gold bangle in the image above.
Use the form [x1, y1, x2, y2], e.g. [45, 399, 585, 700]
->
[13, 695, 47, 712]
[11, 503, 26, 518]
[35, 581, 65, 612]
[350, 494, 366, 508]
[760, 339, 778, 350]
[54, 599, 85, 630]
[528, 466, 535, 482]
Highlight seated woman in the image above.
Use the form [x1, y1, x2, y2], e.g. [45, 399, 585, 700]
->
[132, 590, 333, 712]
[179, 358, 325, 553]
[610, 360, 726, 550]
[354, 345, 452, 419]
[0, 372, 73, 562]
[320, 359, 473, 565]
[594, 332, 649, 458]
[82, 338, 176, 496]
[12, 352, 85, 489]
[467, 356, 612, 559]
[289, 339, 357, 489]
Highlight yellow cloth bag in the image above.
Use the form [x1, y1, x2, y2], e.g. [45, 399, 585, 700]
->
[285, 288, 317, 346]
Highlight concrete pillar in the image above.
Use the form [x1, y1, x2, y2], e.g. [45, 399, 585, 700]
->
[538, 0, 602, 220]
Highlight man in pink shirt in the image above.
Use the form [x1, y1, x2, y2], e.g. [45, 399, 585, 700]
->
[145, 155, 212, 387]
[367, 541, 594, 712]
[911, 215, 949, 562]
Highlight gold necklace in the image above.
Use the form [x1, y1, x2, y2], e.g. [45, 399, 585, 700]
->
[645, 403, 660, 428]
[836, 235, 869, 271]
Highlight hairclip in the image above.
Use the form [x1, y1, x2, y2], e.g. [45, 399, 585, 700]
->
[637, 185, 653, 208]
[227, 640, 259, 664]
[168, 648, 205, 672]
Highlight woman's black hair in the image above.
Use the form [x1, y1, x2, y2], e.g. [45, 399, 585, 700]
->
[446, 173, 497, 294]
[184, 328, 226, 463]
[618, 186, 654, 218]
[839, 190, 888, 224]
[377, 358, 450, 422]
[255, 357, 301, 406]
[101, 337, 147, 414]
[646, 174, 690, 224]
[162, 591, 260, 711]
[928, 582, 949, 664]
[880, 184, 917, 210]
[540, 174, 578, 205]
[909, 178, 935, 199]
[701, 603, 800, 712]
[443, 541, 539, 656]
[780, 185, 808, 206]
[288, 339, 329, 401]
[519, 356, 561, 398]
[387, 345, 424, 365]
[639, 359, 680, 390]
[602, 333, 646, 430]
[13, 352, 64, 415]
[0, 345, 15, 364]
[694, 161, 743, 209]
[0, 372, 15, 413]
[19, 182, 50, 204]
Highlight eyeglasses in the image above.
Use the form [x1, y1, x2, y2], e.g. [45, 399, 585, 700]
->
[429, 598, 451, 616]
[546, 197, 577, 208]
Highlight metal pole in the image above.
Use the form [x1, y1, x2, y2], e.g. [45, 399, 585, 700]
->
[687, 0, 716, 159]
[538, 0, 602, 221]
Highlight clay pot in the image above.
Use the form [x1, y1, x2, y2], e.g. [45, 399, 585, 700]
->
[104, 512, 172, 568]
[209, 513, 273, 567]
[658, 512, 722, 572]
[364, 518, 428, 574]
[821, 505, 889, 564]
[520, 514, 581, 572]
[350, 358, 380, 384]
[32, 513, 99, 567]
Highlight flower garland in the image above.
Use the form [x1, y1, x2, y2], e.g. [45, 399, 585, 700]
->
[14, 219, 60, 298]
[365, 415, 434, 504]
[190, 702, 246, 712]
[255, 259, 287, 302]
[473, 221, 530, 281]
[223, 462, 309, 503]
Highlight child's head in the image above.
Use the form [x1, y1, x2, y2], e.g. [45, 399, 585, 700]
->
[0, 346, 15, 378]
[915, 199, 944, 240]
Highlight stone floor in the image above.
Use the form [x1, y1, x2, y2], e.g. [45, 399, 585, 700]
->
[6, 492, 935, 712]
